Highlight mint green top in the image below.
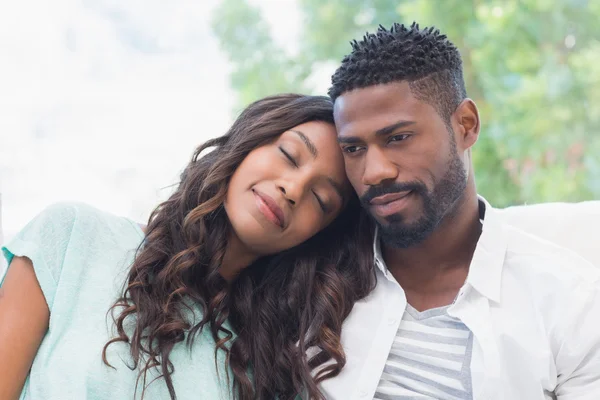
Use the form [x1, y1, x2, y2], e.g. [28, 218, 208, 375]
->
[1, 203, 235, 400]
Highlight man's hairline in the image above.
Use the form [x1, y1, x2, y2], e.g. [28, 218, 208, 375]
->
[332, 77, 461, 128]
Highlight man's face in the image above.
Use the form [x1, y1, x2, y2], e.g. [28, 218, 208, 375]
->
[334, 81, 468, 248]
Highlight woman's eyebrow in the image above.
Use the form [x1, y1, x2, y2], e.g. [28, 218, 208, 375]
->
[287, 129, 344, 202]
[290, 129, 318, 158]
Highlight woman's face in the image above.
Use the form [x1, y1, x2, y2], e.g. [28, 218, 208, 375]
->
[224, 121, 350, 256]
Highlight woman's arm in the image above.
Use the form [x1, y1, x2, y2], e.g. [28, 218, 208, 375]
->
[0, 257, 50, 400]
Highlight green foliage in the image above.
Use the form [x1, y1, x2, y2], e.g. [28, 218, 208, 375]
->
[212, 0, 600, 206]
[211, 0, 311, 108]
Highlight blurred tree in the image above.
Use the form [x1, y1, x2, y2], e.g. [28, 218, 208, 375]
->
[212, 0, 600, 206]
[211, 0, 311, 108]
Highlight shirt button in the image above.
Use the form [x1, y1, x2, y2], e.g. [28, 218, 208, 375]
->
[388, 318, 397, 325]
[359, 390, 369, 397]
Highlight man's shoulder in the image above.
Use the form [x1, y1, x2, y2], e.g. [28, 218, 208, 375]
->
[496, 200, 600, 267]
[501, 222, 599, 291]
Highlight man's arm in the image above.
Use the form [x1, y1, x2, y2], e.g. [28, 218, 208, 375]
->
[555, 281, 600, 399]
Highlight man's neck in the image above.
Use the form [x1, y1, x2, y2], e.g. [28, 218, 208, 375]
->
[382, 191, 482, 311]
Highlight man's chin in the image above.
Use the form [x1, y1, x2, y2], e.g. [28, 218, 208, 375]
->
[370, 211, 417, 226]
[374, 215, 438, 249]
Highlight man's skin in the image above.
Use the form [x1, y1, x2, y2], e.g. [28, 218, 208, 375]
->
[335, 81, 482, 312]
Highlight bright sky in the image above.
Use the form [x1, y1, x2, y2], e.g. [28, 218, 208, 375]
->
[0, 0, 302, 251]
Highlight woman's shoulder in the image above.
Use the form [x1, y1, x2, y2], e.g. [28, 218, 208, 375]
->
[2, 202, 145, 311]
[20, 201, 137, 228]
[4, 201, 144, 271]
[34, 201, 144, 239]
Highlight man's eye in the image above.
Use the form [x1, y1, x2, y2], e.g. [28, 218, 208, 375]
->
[389, 134, 410, 142]
[343, 145, 363, 154]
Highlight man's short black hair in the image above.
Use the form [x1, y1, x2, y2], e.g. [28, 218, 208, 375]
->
[329, 22, 467, 124]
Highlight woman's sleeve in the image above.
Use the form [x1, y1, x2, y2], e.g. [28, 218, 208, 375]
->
[1, 202, 79, 310]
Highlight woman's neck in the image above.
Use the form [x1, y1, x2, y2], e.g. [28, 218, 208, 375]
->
[219, 232, 259, 282]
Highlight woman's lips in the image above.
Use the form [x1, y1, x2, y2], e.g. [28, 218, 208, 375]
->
[253, 189, 285, 228]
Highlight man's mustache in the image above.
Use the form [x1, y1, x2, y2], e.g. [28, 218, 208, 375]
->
[359, 182, 426, 205]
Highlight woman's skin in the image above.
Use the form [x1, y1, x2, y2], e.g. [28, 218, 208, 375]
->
[221, 120, 349, 280]
[0, 119, 350, 399]
[0, 256, 48, 400]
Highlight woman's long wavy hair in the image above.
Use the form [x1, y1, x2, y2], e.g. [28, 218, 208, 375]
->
[102, 94, 376, 400]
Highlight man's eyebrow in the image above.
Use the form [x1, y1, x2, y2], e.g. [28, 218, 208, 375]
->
[337, 120, 416, 144]
[337, 136, 361, 144]
[375, 120, 416, 136]
[290, 129, 318, 158]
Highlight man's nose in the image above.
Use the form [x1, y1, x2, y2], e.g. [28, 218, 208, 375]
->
[362, 147, 399, 186]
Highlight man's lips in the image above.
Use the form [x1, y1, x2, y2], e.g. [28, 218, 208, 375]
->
[253, 189, 285, 228]
[368, 191, 413, 218]
[369, 191, 412, 205]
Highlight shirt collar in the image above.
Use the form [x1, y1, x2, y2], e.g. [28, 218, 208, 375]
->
[373, 195, 508, 302]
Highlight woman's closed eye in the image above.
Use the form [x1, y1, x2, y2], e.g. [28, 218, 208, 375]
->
[313, 191, 329, 213]
[279, 146, 298, 167]
[279, 145, 333, 214]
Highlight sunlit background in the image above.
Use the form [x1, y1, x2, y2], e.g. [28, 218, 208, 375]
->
[1, 0, 599, 268]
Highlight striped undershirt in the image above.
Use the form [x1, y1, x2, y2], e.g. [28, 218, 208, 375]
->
[374, 304, 474, 400]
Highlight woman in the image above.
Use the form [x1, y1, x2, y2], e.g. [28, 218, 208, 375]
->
[0, 94, 375, 400]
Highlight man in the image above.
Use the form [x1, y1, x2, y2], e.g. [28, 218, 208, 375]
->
[322, 23, 600, 400]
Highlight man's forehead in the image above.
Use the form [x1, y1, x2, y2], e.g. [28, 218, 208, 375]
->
[334, 82, 420, 121]
[334, 83, 424, 136]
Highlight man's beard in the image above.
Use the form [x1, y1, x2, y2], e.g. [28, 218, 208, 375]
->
[360, 145, 467, 249]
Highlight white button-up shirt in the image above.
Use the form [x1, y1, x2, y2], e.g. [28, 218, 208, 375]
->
[320, 199, 600, 400]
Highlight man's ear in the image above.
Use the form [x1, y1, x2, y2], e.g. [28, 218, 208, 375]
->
[453, 98, 480, 151]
